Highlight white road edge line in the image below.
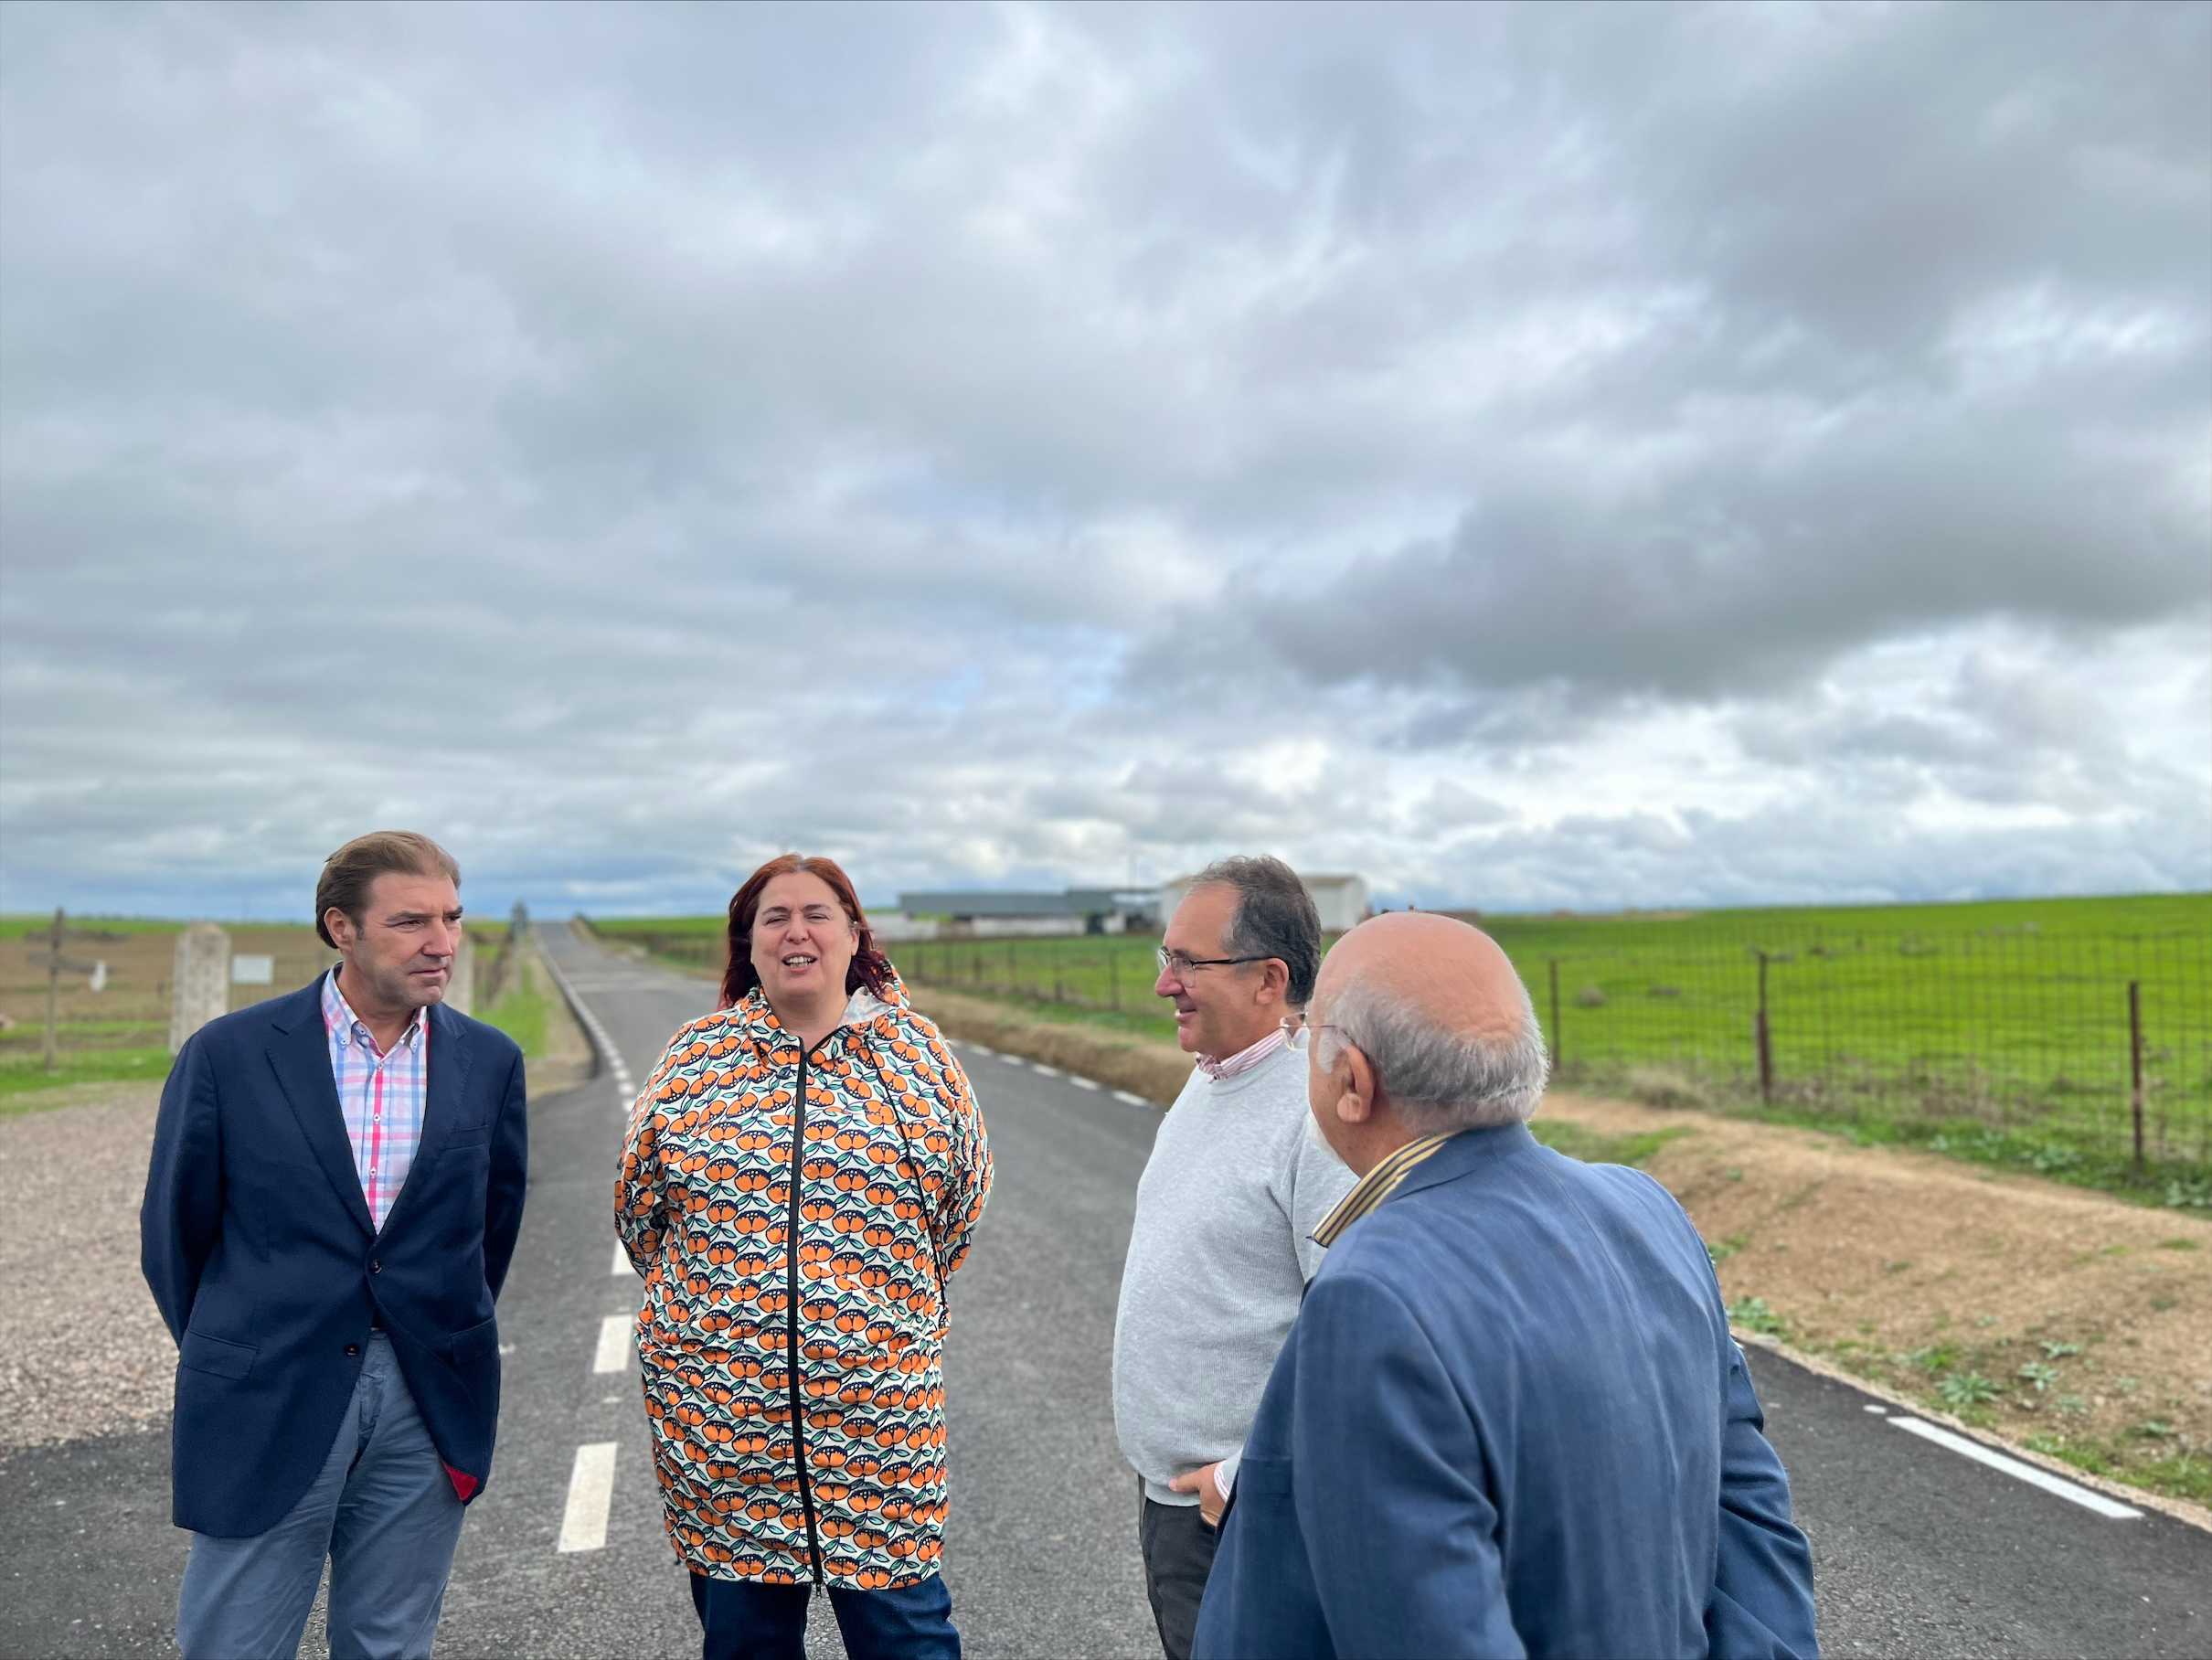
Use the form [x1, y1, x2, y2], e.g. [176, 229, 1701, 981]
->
[1111, 1090, 1152, 1106]
[611, 1240, 631, 1277]
[1888, 1418, 2142, 1518]
[997, 1054, 1026, 1067]
[535, 934, 637, 1110]
[1068, 1076, 1101, 1091]
[1030, 1063, 1062, 1077]
[592, 1314, 633, 1374]
[557, 1442, 619, 1553]
[965, 1043, 995, 1056]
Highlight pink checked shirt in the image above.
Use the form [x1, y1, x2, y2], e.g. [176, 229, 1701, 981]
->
[321, 969, 429, 1230]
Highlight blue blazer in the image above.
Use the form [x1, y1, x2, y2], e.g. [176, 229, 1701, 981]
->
[140, 976, 528, 1538]
[1193, 1123, 1817, 1660]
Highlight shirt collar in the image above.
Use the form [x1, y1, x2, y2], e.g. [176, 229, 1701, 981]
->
[322, 966, 428, 1052]
[1309, 1133, 1453, 1248]
[1196, 1025, 1288, 1081]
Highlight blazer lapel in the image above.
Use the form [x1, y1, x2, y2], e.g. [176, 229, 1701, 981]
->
[266, 990, 376, 1240]
[378, 1002, 475, 1239]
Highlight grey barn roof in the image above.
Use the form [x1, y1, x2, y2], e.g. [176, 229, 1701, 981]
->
[899, 889, 1144, 918]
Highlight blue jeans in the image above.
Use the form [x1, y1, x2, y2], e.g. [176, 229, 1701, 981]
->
[690, 1570, 961, 1660]
[175, 1334, 467, 1660]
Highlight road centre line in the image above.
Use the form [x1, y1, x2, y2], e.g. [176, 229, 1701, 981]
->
[592, 1314, 632, 1374]
[1887, 1418, 2142, 1518]
[557, 1442, 619, 1553]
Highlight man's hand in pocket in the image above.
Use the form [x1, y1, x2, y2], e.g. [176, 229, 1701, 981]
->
[1167, 1461, 1228, 1529]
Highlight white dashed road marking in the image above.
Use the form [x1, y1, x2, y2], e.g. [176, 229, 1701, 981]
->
[1888, 1418, 2142, 1518]
[558, 1442, 619, 1553]
[997, 1053, 1026, 1067]
[1112, 1090, 1152, 1107]
[1030, 1063, 1062, 1078]
[611, 1240, 631, 1277]
[592, 1314, 632, 1374]
[1068, 1076, 1101, 1091]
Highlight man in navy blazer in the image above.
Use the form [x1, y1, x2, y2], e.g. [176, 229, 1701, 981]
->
[1193, 912, 1817, 1660]
[142, 832, 528, 1660]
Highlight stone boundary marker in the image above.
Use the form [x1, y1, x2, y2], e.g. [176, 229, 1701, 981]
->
[448, 933, 475, 1016]
[169, 921, 229, 1054]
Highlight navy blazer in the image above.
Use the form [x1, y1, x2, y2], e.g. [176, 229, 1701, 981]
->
[140, 975, 528, 1538]
[1193, 1123, 1818, 1660]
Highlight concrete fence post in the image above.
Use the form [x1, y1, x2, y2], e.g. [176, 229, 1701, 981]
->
[170, 922, 230, 1054]
[449, 934, 475, 1016]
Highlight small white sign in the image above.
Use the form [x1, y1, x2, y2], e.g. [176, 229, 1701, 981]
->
[89, 961, 108, 993]
[230, 954, 274, 985]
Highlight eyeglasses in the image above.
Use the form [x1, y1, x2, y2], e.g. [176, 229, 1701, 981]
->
[1279, 1015, 1341, 1052]
[1155, 947, 1270, 980]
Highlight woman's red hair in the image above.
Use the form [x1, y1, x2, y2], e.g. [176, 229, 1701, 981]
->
[720, 854, 895, 1009]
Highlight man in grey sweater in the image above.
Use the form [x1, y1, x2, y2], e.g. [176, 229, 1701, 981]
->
[1112, 856, 1357, 1660]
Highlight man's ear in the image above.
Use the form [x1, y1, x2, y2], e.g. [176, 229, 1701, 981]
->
[1257, 958, 1291, 1008]
[324, 908, 356, 952]
[1333, 1043, 1377, 1125]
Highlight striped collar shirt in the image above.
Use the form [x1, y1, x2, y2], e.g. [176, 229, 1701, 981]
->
[1309, 1133, 1453, 1248]
[1196, 1026, 1289, 1081]
[321, 968, 430, 1230]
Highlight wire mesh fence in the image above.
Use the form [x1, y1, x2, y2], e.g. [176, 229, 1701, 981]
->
[1517, 927, 2210, 1164]
[887, 923, 2210, 1166]
[894, 936, 1154, 1016]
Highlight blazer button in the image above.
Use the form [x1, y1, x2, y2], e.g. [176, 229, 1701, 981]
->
[345, 1343, 361, 1357]
[369, 1260, 382, 1273]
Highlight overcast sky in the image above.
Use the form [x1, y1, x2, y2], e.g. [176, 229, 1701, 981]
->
[3, 1, 2206, 920]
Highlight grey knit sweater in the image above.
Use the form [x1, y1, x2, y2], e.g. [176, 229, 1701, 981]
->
[1111, 1042, 1358, 1506]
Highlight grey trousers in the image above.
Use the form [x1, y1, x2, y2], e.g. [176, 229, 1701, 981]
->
[175, 1334, 467, 1660]
[1138, 1482, 1218, 1660]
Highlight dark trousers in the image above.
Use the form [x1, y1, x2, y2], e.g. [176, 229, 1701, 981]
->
[1138, 1484, 1218, 1660]
[690, 1570, 960, 1660]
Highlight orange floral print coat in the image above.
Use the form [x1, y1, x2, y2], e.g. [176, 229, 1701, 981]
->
[615, 974, 990, 1587]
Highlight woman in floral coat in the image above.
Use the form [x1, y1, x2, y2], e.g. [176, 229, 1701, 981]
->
[616, 854, 990, 1660]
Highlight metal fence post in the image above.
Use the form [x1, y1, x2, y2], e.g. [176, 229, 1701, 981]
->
[1755, 951, 1774, 1102]
[2129, 979, 2144, 1168]
[1547, 959, 1560, 1072]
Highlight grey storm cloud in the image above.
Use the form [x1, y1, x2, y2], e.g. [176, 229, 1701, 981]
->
[1, 1, 2206, 916]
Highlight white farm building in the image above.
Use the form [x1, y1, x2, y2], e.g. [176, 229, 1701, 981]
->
[1156, 871, 1370, 934]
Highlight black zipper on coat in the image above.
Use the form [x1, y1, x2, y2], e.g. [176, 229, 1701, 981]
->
[784, 1041, 824, 1584]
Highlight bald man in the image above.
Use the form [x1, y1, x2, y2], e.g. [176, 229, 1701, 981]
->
[1192, 913, 1819, 1660]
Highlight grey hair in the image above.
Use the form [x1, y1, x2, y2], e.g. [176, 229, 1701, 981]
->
[1314, 971, 1551, 1132]
[1188, 855, 1324, 1006]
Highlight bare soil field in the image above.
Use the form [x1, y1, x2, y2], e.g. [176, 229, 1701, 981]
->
[1543, 1091, 2210, 1495]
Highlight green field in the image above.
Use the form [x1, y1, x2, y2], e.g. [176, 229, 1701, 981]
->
[0, 914, 542, 1101]
[593, 892, 2210, 1204]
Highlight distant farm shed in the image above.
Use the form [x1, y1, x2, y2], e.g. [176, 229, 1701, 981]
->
[1157, 871, 1370, 934]
[896, 888, 1158, 936]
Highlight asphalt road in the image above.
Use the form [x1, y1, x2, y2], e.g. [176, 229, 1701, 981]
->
[3, 928, 2206, 1658]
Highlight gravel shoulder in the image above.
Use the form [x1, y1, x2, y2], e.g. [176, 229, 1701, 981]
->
[1, 950, 593, 1462]
[0, 1085, 172, 1453]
